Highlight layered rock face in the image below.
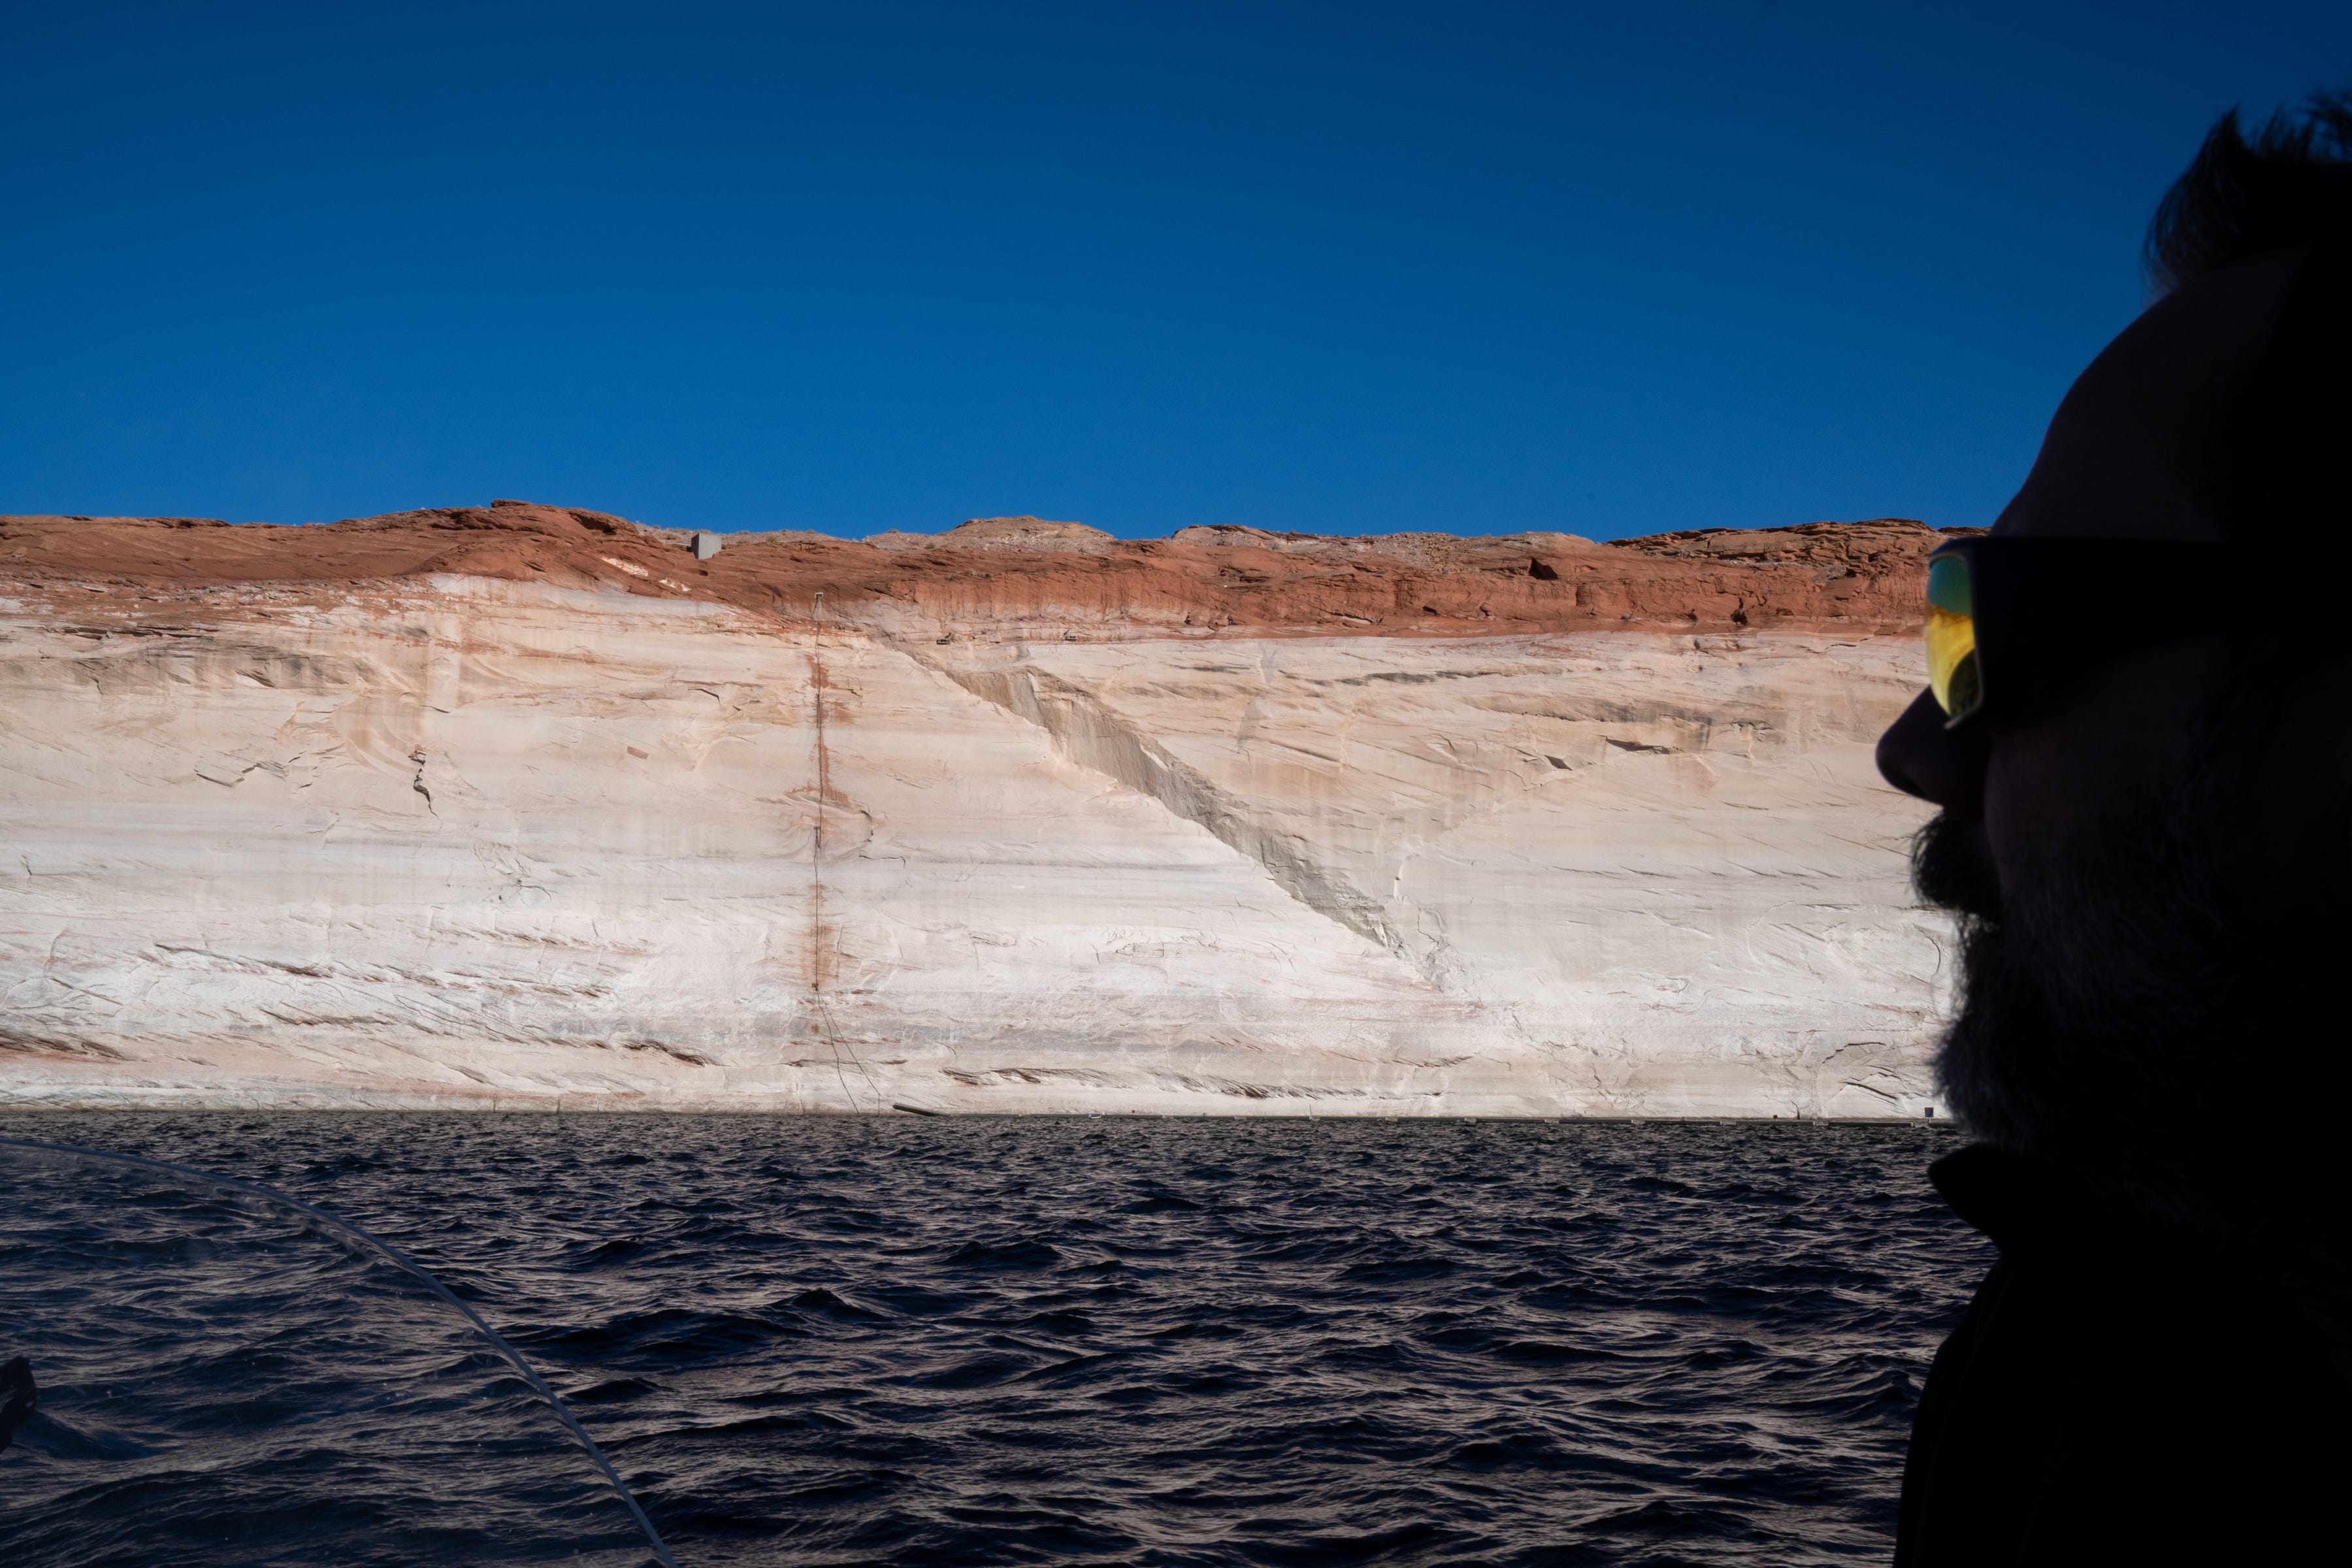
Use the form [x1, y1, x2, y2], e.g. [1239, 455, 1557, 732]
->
[0, 506, 1952, 1115]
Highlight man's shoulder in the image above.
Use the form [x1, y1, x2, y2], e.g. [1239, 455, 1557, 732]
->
[1897, 1145, 2352, 1566]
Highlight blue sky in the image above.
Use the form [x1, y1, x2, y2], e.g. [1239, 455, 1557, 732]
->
[3, 2, 2344, 540]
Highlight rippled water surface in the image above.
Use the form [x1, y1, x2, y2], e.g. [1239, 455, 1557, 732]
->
[4, 1115, 1983, 1566]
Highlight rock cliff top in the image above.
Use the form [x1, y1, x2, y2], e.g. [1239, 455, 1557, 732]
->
[0, 503, 1958, 636]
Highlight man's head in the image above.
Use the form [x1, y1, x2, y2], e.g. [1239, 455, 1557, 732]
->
[1876, 93, 2352, 1228]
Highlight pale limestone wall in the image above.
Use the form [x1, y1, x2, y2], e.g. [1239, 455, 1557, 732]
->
[0, 576, 1944, 1115]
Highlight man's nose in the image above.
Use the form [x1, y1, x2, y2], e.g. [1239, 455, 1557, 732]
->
[1876, 688, 1989, 818]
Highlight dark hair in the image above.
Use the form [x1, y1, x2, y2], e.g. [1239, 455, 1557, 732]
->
[2147, 91, 2352, 540]
[2147, 90, 2352, 291]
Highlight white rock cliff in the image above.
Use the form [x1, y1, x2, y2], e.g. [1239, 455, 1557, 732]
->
[0, 510, 1949, 1115]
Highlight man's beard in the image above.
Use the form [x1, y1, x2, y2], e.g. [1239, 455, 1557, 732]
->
[1912, 684, 2342, 1235]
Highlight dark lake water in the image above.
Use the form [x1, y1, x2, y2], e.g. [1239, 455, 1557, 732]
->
[1, 1114, 1983, 1567]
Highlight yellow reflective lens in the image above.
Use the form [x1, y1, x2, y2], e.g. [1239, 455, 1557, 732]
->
[1924, 555, 1980, 717]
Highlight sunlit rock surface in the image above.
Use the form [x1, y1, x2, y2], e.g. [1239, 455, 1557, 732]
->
[0, 507, 1948, 1115]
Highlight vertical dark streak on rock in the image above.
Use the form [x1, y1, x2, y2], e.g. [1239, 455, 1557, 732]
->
[806, 593, 878, 1112]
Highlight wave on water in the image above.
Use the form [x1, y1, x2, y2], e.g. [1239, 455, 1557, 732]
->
[1, 1113, 1982, 1566]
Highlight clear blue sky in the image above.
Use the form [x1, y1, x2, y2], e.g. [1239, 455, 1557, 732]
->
[3, 3, 2344, 540]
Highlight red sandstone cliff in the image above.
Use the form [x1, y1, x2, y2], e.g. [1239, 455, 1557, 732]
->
[0, 503, 1952, 636]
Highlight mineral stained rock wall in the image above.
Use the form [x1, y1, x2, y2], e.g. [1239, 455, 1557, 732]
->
[0, 505, 1952, 1115]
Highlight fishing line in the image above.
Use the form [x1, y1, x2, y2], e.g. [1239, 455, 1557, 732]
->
[0, 1136, 679, 1568]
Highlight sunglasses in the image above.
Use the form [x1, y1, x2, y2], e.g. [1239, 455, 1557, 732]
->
[1924, 537, 2257, 727]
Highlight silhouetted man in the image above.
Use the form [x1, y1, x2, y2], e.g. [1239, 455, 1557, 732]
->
[1876, 94, 2352, 1565]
